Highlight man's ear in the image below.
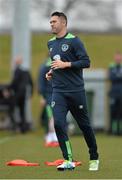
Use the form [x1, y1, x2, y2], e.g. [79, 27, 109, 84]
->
[61, 18, 67, 26]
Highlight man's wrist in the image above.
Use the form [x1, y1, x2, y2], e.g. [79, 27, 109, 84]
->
[65, 62, 71, 68]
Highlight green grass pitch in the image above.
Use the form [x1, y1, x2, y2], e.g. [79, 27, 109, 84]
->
[0, 130, 122, 179]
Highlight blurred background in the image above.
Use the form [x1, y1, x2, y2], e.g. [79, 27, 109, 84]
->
[0, 0, 122, 135]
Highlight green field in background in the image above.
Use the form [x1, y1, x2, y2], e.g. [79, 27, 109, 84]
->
[0, 131, 122, 179]
[1, 33, 122, 81]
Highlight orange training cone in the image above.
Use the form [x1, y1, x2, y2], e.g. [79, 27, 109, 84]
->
[45, 159, 82, 166]
[6, 159, 40, 166]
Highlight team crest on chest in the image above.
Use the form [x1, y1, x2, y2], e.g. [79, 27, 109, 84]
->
[61, 44, 69, 52]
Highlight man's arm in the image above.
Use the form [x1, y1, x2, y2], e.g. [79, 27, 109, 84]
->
[46, 69, 53, 81]
[9, 68, 20, 89]
[51, 60, 71, 69]
[70, 37, 90, 69]
[28, 71, 33, 95]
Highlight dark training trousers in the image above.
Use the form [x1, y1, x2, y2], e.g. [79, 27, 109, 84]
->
[52, 90, 99, 161]
[109, 96, 122, 135]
